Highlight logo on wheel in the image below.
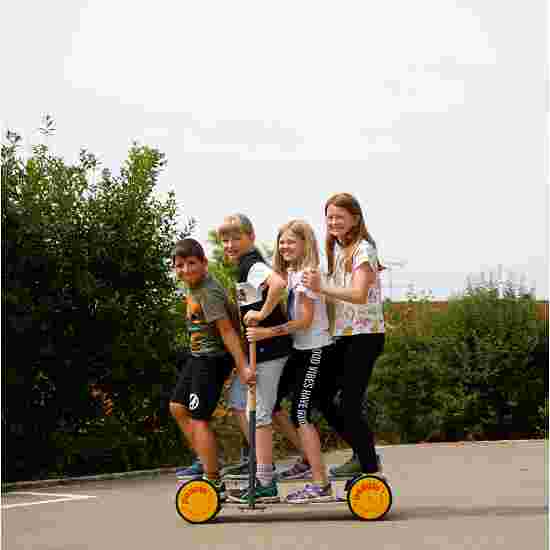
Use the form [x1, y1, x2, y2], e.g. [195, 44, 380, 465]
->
[189, 393, 200, 411]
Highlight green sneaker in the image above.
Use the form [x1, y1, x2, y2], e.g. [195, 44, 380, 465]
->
[329, 454, 362, 478]
[329, 453, 382, 478]
[226, 479, 279, 503]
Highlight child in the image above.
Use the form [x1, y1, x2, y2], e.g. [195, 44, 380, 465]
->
[217, 213, 300, 503]
[244, 220, 335, 503]
[302, 193, 385, 477]
[169, 238, 251, 500]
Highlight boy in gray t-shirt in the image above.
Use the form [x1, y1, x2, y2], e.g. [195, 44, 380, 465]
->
[169, 239, 252, 500]
[185, 275, 238, 357]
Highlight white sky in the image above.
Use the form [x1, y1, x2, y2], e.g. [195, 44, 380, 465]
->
[2, 0, 548, 299]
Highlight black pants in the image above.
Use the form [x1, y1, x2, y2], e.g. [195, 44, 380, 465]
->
[288, 347, 330, 427]
[319, 333, 385, 473]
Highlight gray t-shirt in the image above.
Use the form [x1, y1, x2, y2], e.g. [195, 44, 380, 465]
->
[185, 274, 230, 357]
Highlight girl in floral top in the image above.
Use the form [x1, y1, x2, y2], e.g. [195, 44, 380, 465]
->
[302, 192, 385, 477]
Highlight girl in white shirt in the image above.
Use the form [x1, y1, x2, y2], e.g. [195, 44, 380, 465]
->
[246, 220, 334, 503]
[302, 193, 385, 478]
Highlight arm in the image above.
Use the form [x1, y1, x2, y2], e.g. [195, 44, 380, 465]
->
[246, 295, 315, 342]
[243, 270, 287, 326]
[216, 318, 253, 383]
[303, 263, 376, 305]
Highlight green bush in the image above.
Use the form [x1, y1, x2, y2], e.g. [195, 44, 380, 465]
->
[368, 283, 548, 443]
[2, 121, 192, 481]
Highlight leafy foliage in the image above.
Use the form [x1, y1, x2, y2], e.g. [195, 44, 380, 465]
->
[369, 283, 548, 443]
[2, 124, 193, 481]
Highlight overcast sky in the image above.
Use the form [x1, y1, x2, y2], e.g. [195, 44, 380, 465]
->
[3, 0, 548, 299]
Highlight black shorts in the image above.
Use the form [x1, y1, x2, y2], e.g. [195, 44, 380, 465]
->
[170, 354, 233, 421]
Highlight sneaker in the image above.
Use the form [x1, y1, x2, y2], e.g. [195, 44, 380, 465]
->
[329, 453, 382, 478]
[226, 478, 279, 503]
[286, 483, 333, 504]
[277, 457, 312, 481]
[176, 458, 204, 479]
[176, 453, 226, 480]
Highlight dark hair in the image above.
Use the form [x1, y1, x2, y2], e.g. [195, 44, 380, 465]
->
[325, 193, 383, 275]
[172, 238, 206, 264]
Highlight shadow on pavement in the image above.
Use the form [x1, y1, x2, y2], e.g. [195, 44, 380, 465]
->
[201, 504, 547, 525]
[392, 505, 548, 521]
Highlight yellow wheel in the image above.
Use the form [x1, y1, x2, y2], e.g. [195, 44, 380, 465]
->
[347, 474, 392, 521]
[175, 479, 221, 524]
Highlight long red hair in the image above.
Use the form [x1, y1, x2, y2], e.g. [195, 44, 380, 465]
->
[325, 193, 384, 275]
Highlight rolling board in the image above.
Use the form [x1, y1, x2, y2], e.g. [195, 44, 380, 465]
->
[175, 474, 392, 524]
[222, 465, 386, 491]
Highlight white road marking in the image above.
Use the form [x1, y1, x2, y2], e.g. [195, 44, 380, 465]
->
[2, 491, 97, 510]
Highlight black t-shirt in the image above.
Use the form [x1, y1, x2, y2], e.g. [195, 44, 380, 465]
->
[236, 248, 292, 363]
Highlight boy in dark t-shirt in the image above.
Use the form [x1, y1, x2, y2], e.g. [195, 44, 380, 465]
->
[169, 238, 251, 500]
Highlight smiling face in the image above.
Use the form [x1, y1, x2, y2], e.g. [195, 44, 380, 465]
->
[278, 229, 306, 268]
[325, 204, 358, 241]
[220, 230, 255, 264]
[174, 255, 208, 287]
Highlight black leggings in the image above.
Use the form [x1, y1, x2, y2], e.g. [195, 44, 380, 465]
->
[319, 333, 385, 473]
[289, 347, 329, 427]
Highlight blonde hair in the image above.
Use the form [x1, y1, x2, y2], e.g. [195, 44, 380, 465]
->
[217, 213, 254, 239]
[272, 220, 320, 275]
[324, 193, 383, 276]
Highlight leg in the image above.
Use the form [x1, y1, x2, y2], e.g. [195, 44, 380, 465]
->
[272, 353, 306, 456]
[228, 375, 250, 443]
[318, 341, 353, 446]
[297, 424, 324, 481]
[249, 356, 286, 486]
[170, 357, 194, 450]
[290, 348, 327, 484]
[234, 410, 250, 443]
[170, 401, 193, 448]
[272, 409, 303, 454]
[341, 334, 385, 473]
[190, 355, 234, 479]
[191, 419, 219, 477]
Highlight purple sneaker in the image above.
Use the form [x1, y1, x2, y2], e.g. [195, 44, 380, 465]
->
[286, 483, 333, 504]
[277, 458, 312, 480]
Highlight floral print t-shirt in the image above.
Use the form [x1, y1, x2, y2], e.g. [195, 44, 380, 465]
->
[330, 240, 385, 336]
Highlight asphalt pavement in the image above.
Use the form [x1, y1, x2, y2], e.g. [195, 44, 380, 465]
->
[2, 440, 547, 550]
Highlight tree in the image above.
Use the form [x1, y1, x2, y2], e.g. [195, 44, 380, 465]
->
[2, 122, 193, 480]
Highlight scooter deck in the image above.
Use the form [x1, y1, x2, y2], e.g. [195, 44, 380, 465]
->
[223, 465, 384, 482]
[223, 474, 358, 483]
[223, 474, 364, 494]
[222, 496, 348, 507]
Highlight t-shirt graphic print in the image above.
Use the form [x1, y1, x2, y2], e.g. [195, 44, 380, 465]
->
[235, 262, 273, 307]
[185, 275, 230, 357]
